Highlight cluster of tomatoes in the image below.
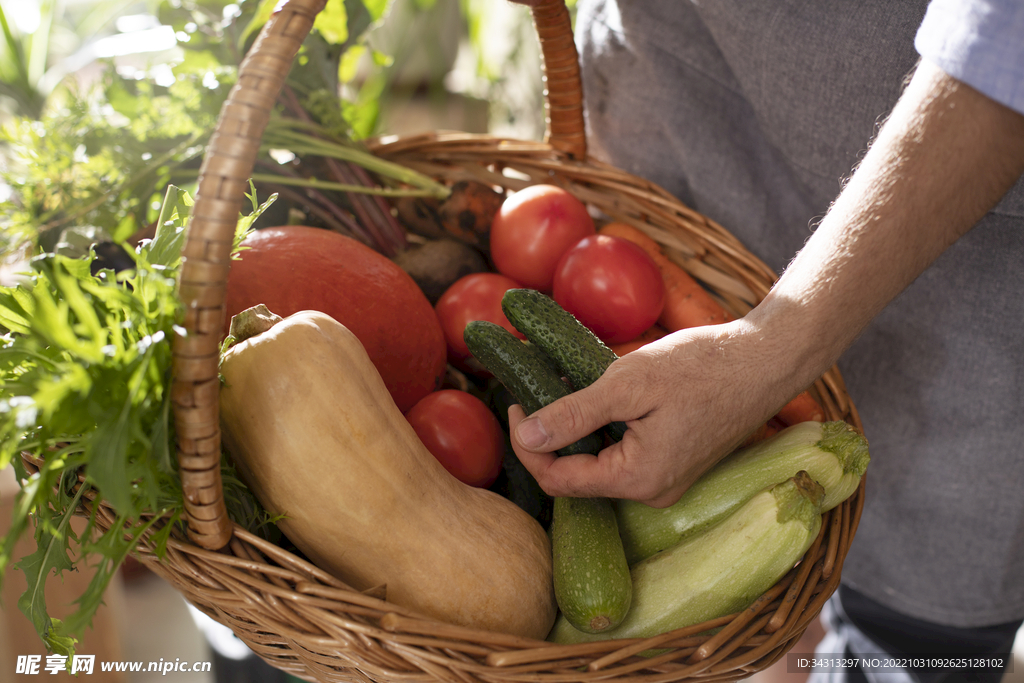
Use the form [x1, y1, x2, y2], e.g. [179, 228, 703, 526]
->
[407, 185, 666, 490]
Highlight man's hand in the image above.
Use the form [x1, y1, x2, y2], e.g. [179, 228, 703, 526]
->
[509, 320, 798, 508]
[509, 59, 1024, 507]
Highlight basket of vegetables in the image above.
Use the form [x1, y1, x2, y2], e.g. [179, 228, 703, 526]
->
[4, 0, 869, 680]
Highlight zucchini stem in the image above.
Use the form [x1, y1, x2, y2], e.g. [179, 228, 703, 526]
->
[772, 471, 824, 526]
[816, 422, 871, 476]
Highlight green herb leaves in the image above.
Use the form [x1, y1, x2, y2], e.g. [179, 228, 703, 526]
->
[0, 228, 184, 655]
[0, 185, 275, 656]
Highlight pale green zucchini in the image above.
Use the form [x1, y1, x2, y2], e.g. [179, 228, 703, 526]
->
[548, 472, 824, 644]
[616, 420, 868, 564]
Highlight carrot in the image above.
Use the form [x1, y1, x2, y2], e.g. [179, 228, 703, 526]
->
[396, 196, 446, 240]
[775, 389, 826, 426]
[610, 325, 668, 356]
[437, 180, 505, 250]
[598, 222, 732, 331]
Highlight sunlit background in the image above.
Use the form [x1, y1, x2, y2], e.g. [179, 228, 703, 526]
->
[0, 0, 551, 129]
[0, 0, 565, 275]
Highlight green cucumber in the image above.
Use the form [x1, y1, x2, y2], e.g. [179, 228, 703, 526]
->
[549, 471, 824, 644]
[487, 385, 554, 528]
[463, 320, 601, 456]
[549, 497, 632, 633]
[501, 289, 628, 441]
[464, 319, 631, 632]
[616, 421, 870, 564]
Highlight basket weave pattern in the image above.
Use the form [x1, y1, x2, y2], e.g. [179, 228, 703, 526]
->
[25, 0, 866, 680]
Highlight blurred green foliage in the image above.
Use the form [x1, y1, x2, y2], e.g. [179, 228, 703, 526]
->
[0, 0, 393, 256]
[0, 0, 141, 120]
[0, 0, 563, 258]
[1, 74, 221, 254]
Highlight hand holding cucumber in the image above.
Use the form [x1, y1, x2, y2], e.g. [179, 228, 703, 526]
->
[509, 315, 829, 507]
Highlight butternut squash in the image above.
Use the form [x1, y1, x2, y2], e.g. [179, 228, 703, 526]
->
[218, 307, 557, 640]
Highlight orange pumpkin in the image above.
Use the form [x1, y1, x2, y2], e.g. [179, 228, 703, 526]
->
[224, 226, 446, 412]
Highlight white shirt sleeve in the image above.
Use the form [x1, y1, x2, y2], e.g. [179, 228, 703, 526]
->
[915, 0, 1024, 115]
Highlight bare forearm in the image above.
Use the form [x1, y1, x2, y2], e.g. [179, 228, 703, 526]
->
[751, 59, 1024, 395]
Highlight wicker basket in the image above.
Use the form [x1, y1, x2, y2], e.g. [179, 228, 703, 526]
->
[29, 0, 866, 680]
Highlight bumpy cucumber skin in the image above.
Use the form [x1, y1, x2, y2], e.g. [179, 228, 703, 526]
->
[615, 421, 869, 564]
[502, 289, 628, 440]
[549, 472, 824, 644]
[466, 319, 632, 632]
[502, 289, 618, 386]
[550, 497, 632, 633]
[463, 320, 602, 456]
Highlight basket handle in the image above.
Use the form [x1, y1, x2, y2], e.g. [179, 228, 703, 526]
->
[171, 0, 586, 551]
[532, 0, 587, 159]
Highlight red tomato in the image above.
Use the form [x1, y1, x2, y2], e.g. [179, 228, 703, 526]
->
[405, 390, 505, 488]
[490, 184, 596, 292]
[552, 235, 666, 344]
[435, 272, 525, 362]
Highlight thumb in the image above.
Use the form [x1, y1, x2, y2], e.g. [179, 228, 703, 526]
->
[512, 384, 613, 455]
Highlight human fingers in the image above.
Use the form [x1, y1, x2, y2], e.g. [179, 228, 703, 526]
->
[511, 381, 619, 458]
[506, 404, 559, 481]
[508, 404, 641, 498]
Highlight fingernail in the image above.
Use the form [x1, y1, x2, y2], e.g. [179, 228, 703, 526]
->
[516, 416, 549, 450]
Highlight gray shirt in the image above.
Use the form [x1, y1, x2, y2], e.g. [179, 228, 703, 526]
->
[575, 0, 1024, 628]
